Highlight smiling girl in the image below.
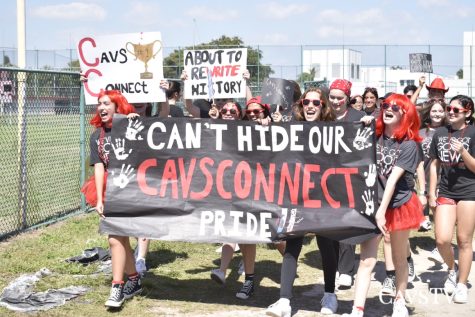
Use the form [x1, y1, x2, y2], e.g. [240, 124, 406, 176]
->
[428, 95, 475, 304]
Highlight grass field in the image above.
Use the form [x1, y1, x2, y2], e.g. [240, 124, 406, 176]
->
[0, 113, 94, 237]
[0, 211, 450, 317]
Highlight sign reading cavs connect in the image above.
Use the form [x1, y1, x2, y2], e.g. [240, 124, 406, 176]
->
[77, 32, 166, 104]
[100, 116, 379, 244]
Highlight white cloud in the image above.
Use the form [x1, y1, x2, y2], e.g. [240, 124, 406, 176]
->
[32, 2, 106, 20]
[185, 6, 239, 22]
[123, 1, 162, 27]
[259, 2, 309, 19]
[416, 0, 450, 8]
[262, 33, 289, 44]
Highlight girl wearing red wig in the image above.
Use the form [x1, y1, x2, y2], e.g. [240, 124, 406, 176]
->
[343, 94, 424, 317]
[82, 89, 143, 308]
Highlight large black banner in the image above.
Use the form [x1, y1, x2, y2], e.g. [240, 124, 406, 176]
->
[100, 115, 379, 244]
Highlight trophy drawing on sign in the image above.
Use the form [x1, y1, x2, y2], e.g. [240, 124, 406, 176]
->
[126, 40, 162, 79]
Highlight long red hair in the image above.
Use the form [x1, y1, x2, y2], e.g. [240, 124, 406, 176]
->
[90, 90, 136, 127]
[376, 93, 421, 142]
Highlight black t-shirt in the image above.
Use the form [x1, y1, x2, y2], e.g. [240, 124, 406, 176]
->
[419, 128, 436, 191]
[169, 104, 185, 117]
[89, 127, 112, 167]
[377, 136, 419, 208]
[429, 125, 475, 199]
[336, 107, 365, 122]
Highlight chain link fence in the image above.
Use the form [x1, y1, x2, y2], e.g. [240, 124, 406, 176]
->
[0, 68, 94, 239]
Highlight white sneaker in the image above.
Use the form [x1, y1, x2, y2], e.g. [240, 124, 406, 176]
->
[265, 299, 291, 317]
[381, 276, 396, 296]
[444, 268, 458, 295]
[391, 298, 408, 317]
[452, 283, 468, 303]
[337, 273, 353, 287]
[210, 268, 226, 285]
[320, 292, 338, 315]
[135, 258, 147, 276]
[342, 307, 364, 317]
[428, 247, 444, 264]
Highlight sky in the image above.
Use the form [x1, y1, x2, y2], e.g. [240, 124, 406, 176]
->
[1, 0, 475, 76]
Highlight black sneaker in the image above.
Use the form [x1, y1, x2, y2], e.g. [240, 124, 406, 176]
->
[236, 279, 254, 299]
[123, 277, 142, 299]
[408, 257, 416, 282]
[105, 283, 125, 308]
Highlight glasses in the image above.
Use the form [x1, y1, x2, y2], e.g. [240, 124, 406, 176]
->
[245, 109, 264, 115]
[382, 103, 401, 112]
[446, 106, 468, 114]
[220, 108, 238, 115]
[302, 99, 322, 107]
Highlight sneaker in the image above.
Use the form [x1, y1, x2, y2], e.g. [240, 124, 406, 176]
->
[210, 268, 226, 285]
[428, 247, 444, 264]
[123, 276, 142, 299]
[265, 299, 291, 317]
[337, 273, 353, 287]
[419, 219, 432, 232]
[342, 307, 364, 317]
[392, 297, 408, 317]
[135, 258, 147, 277]
[237, 259, 245, 275]
[452, 283, 468, 303]
[105, 283, 125, 308]
[320, 292, 338, 315]
[444, 268, 458, 295]
[236, 279, 254, 299]
[407, 257, 416, 283]
[381, 276, 396, 296]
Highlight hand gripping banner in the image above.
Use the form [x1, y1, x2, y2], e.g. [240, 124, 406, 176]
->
[99, 115, 379, 244]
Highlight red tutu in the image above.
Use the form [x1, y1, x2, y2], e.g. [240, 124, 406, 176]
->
[385, 193, 424, 232]
[80, 171, 108, 206]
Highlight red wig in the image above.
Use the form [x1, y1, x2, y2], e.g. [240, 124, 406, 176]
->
[90, 90, 136, 127]
[375, 93, 421, 142]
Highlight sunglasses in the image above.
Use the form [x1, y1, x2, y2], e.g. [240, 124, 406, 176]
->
[382, 103, 402, 112]
[446, 106, 468, 114]
[302, 99, 322, 107]
[220, 108, 238, 115]
[246, 109, 264, 115]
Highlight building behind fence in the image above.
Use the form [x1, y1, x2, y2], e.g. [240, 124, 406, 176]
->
[2, 42, 475, 98]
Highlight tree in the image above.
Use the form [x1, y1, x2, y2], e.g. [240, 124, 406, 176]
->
[163, 35, 273, 83]
[2, 55, 14, 67]
[297, 67, 316, 83]
[456, 68, 463, 79]
[64, 59, 80, 71]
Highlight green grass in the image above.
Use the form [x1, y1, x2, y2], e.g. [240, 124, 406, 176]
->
[0, 114, 94, 236]
[0, 211, 442, 317]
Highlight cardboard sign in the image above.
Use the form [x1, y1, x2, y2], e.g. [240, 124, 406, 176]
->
[262, 78, 296, 122]
[77, 32, 166, 105]
[409, 53, 433, 73]
[183, 49, 248, 99]
[100, 116, 379, 244]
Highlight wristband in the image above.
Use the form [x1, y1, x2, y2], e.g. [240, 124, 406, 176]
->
[418, 190, 427, 196]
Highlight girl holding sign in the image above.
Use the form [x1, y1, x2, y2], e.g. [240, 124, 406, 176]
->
[266, 87, 342, 316]
[81, 90, 143, 308]
[342, 94, 423, 317]
[428, 95, 475, 304]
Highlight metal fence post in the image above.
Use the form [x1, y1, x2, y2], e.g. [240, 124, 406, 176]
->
[79, 84, 86, 210]
[17, 71, 28, 229]
[384, 45, 387, 95]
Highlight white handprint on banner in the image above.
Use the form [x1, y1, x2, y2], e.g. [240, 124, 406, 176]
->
[125, 119, 144, 141]
[353, 127, 374, 150]
[364, 164, 377, 187]
[361, 189, 375, 216]
[112, 164, 135, 189]
[111, 138, 132, 160]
